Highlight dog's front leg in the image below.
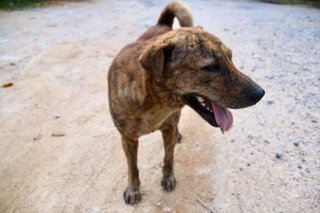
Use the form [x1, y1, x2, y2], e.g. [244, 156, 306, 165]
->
[161, 124, 178, 191]
[121, 135, 141, 205]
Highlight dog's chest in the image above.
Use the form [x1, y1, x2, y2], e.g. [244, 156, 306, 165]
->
[128, 105, 181, 136]
[144, 107, 178, 128]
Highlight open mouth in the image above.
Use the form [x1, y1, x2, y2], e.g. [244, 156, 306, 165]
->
[182, 94, 233, 133]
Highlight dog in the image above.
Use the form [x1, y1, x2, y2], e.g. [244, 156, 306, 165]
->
[108, 0, 264, 205]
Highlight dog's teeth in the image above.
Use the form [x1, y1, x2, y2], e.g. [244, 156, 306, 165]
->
[196, 96, 204, 102]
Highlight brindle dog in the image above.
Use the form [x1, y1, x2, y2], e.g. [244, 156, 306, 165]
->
[108, 0, 264, 205]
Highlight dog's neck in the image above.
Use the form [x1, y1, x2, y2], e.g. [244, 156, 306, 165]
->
[144, 76, 185, 109]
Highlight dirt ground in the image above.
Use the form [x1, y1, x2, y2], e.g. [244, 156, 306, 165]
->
[0, 0, 319, 212]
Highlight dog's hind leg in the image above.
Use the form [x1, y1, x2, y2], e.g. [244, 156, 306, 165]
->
[121, 135, 141, 205]
[160, 111, 181, 191]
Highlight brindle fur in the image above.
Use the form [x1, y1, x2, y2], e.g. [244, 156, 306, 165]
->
[108, 0, 263, 205]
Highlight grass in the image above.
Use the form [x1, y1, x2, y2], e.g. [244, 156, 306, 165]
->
[0, 0, 86, 10]
[0, 0, 49, 9]
[0, 0, 319, 10]
[259, 0, 320, 8]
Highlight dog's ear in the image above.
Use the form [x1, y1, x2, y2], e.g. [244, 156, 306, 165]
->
[139, 44, 173, 81]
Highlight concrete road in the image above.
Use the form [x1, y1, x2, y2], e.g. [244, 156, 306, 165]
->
[0, 0, 319, 212]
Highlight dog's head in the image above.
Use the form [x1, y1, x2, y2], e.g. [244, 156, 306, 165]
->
[139, 27, 264, 132]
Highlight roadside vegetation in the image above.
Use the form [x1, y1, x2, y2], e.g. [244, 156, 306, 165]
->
[0, 0, 85, 10]
[260, 0, 320, 7]
[0, 0, 319, 10]
[0, 0, 46, 9]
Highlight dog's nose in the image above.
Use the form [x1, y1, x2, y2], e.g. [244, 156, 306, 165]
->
[250, 87, 265, 104]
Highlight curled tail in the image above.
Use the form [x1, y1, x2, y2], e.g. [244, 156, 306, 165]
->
[157, 0, 193, 28]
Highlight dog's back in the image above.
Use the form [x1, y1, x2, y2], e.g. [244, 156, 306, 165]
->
[108, 1, 193, 136]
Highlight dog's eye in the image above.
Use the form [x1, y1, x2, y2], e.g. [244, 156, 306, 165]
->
[201, 64, 220, 73]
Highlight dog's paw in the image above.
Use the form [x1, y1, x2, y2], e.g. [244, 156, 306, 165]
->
[123, 187, 141, 205]
[161, 175, 176, 192]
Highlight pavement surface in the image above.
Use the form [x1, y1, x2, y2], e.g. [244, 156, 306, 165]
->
[0, 0, 319, 212]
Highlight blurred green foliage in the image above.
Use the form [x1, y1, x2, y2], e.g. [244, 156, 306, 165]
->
[0, 0, 47, 9]
[260, 0, 320, 7]
[0, 0, 319, 10]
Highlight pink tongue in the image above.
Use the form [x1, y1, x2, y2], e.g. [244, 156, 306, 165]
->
[211, 102, 233, 133]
